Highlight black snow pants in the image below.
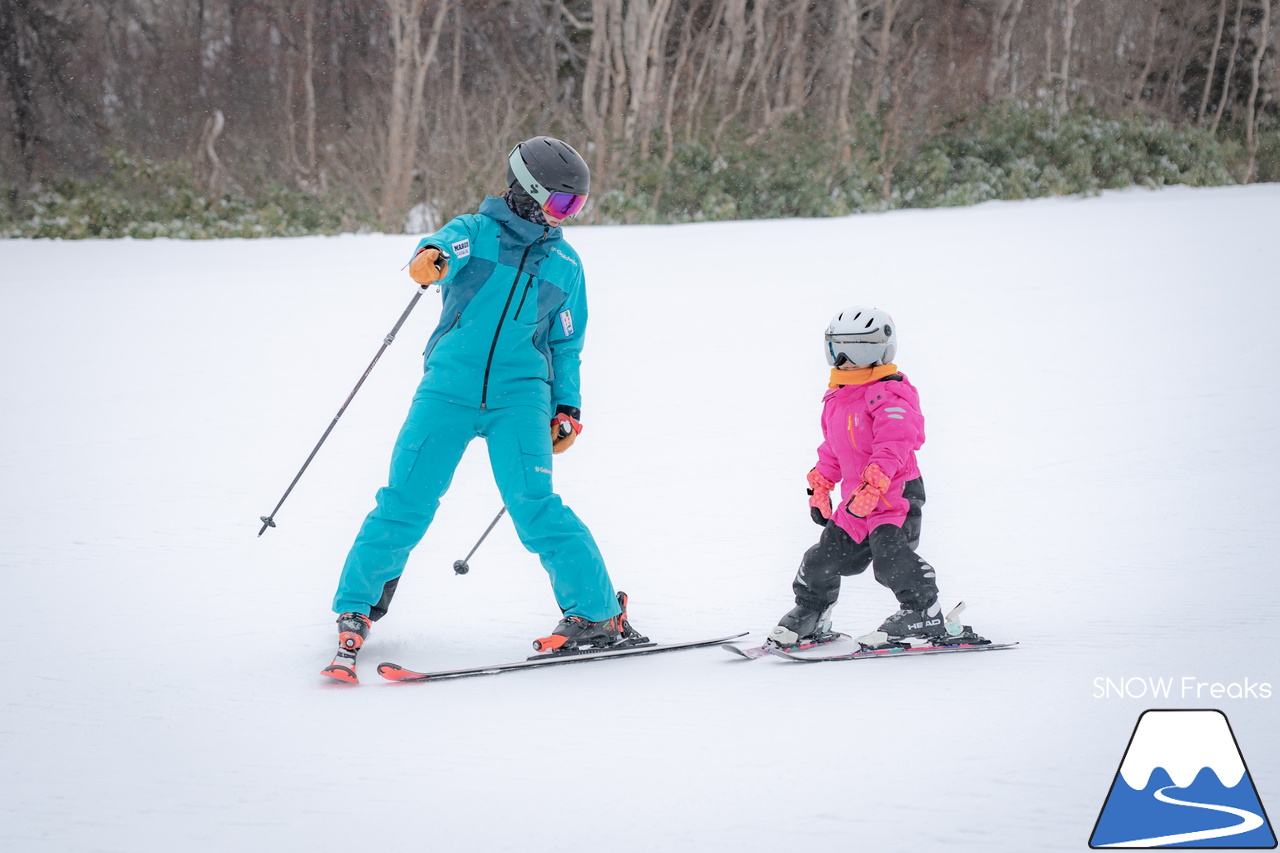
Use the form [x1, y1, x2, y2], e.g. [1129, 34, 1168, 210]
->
[791, 477, 937, 612]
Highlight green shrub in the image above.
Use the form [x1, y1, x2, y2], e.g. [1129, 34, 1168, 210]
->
[1252, 117, 1280, 183]
[602, 105, 1245, 224]
[895, 105, 1241, 209]
[596, 117, 885, 224]
[0, 106, 1253, 238]
[0, 151, 370, 239]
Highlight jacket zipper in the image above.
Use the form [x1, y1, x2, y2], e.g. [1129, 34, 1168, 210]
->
[513, 275, 533, 320]
[424, 312, 461, 358]
[480, 229, 546, 409]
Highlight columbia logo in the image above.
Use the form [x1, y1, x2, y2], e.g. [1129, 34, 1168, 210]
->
[535, 466, 552, 474]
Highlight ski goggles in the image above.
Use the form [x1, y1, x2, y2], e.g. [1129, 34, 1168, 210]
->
[508, 145, 589, 219]
[541, 190, 589, 219]
[826, 337, 889, 367]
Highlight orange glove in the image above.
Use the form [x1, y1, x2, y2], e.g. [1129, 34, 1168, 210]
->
[844, 463, 892, 518]
[409, 245, 449, 284]
[807, 468, 835, 526]
[551, 407, 582, 454]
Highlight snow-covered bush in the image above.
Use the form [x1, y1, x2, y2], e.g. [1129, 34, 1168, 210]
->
[895, 105, 1241, 209]
[597, 105, 1243, 225]
[595, 117, 883, 224]
[0, 108, 1252, 238]
[0, 152, 369, 239]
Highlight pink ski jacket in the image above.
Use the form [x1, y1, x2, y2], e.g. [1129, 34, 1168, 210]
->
[813, 365, 925, 543]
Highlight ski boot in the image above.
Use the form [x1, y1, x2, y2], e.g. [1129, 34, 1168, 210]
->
[612, 592, 648, 647]
[765, 603, 844, 650]
[856, 601, 984, 649]
[532, 592, 648, 653]
[322, 612, 372, 683]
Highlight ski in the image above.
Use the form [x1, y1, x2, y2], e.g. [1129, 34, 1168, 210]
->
[321, 646, 360, 683]
[722, 633, 852, 660]
[377, 632, 749, 683]
[772, 640, 1019, 662]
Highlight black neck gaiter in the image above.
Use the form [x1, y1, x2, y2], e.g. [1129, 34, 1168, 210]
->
[503, 187, 549, 226]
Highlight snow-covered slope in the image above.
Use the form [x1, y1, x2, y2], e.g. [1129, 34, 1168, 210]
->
[2, 184, 1278, 852]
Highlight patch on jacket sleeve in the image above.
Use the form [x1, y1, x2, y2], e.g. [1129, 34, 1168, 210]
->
[559, 310, 575, 337]
[868, 384, 916, 419]
[450, 238, 471, 259]
[866, 385, 897, 410]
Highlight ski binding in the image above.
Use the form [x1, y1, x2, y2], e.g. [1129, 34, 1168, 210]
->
[722, 632, 852, 660]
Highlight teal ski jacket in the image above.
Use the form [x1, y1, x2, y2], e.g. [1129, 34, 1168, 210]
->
[414, 196, 589, 413]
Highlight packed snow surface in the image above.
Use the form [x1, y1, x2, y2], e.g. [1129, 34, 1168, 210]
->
[3, 184, 1279, 852]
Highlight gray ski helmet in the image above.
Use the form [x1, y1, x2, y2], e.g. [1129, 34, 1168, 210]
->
[506, 136, 590, 216]
[825, 306, 897, 367]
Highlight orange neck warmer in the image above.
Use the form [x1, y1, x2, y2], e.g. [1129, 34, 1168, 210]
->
[828, 363, 899, 389]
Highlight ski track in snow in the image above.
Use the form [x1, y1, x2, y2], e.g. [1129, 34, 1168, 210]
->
[2, 184, 1279, 852]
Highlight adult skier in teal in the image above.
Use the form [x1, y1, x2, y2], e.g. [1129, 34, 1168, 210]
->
[323, 137, 639, 683]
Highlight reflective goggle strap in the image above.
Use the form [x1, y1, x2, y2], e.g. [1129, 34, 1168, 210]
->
[508, 145, 550, 207]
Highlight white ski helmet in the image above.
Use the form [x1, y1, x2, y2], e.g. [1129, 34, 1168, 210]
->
[824, 306, 897, 367]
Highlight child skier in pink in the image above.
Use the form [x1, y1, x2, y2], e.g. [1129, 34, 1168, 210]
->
[767, 306, 980, 649]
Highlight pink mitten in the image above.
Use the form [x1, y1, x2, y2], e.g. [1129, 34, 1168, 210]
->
[845, 463, 891, 518]
[807, 468, 835, 524]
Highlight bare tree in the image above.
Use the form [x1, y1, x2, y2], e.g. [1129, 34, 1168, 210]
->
[1199, 0, 1230, 123]
[1055, 0, 1084, 114]
[381, 0, 450, 229]
[832, 0, 860, 141]
[1128, 4, 1163, 107]
[200, 108, 226, 193]
[867, 0, 902, 114]
[987, 0, 1025, 100]
[301, 0, 318, 179]
[0, 0, 94, 189]
[1211, 0, 1246, 133]
[1245, 0, 1274, 179]
[4, 0, 1279, 228]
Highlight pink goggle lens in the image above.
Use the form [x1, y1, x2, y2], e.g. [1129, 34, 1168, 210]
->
[543, 192, 588, 219]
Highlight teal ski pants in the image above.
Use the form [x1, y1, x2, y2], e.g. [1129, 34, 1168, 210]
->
[332, 395, 619, 622]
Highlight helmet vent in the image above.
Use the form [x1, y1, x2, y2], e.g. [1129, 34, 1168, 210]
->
[824, 305, 897, 368]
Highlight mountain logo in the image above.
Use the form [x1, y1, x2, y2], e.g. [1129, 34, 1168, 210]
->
[1090, 709, 1276, 848]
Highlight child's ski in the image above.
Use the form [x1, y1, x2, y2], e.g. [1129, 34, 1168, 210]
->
[377, 632, 748, 683]
[771, 640, 1019, 662]
[721, 633, 853, 660]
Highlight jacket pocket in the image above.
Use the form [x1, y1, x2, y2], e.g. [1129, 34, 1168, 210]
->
[389, 427, 431, 487]
[424, 312, 462, 359]
[534, 332, 555, 381]
[514, 276, 534, 321]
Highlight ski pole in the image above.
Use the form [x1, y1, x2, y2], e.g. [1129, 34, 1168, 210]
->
[453, 506, 507, 575]
[258, 284, 430, 536]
